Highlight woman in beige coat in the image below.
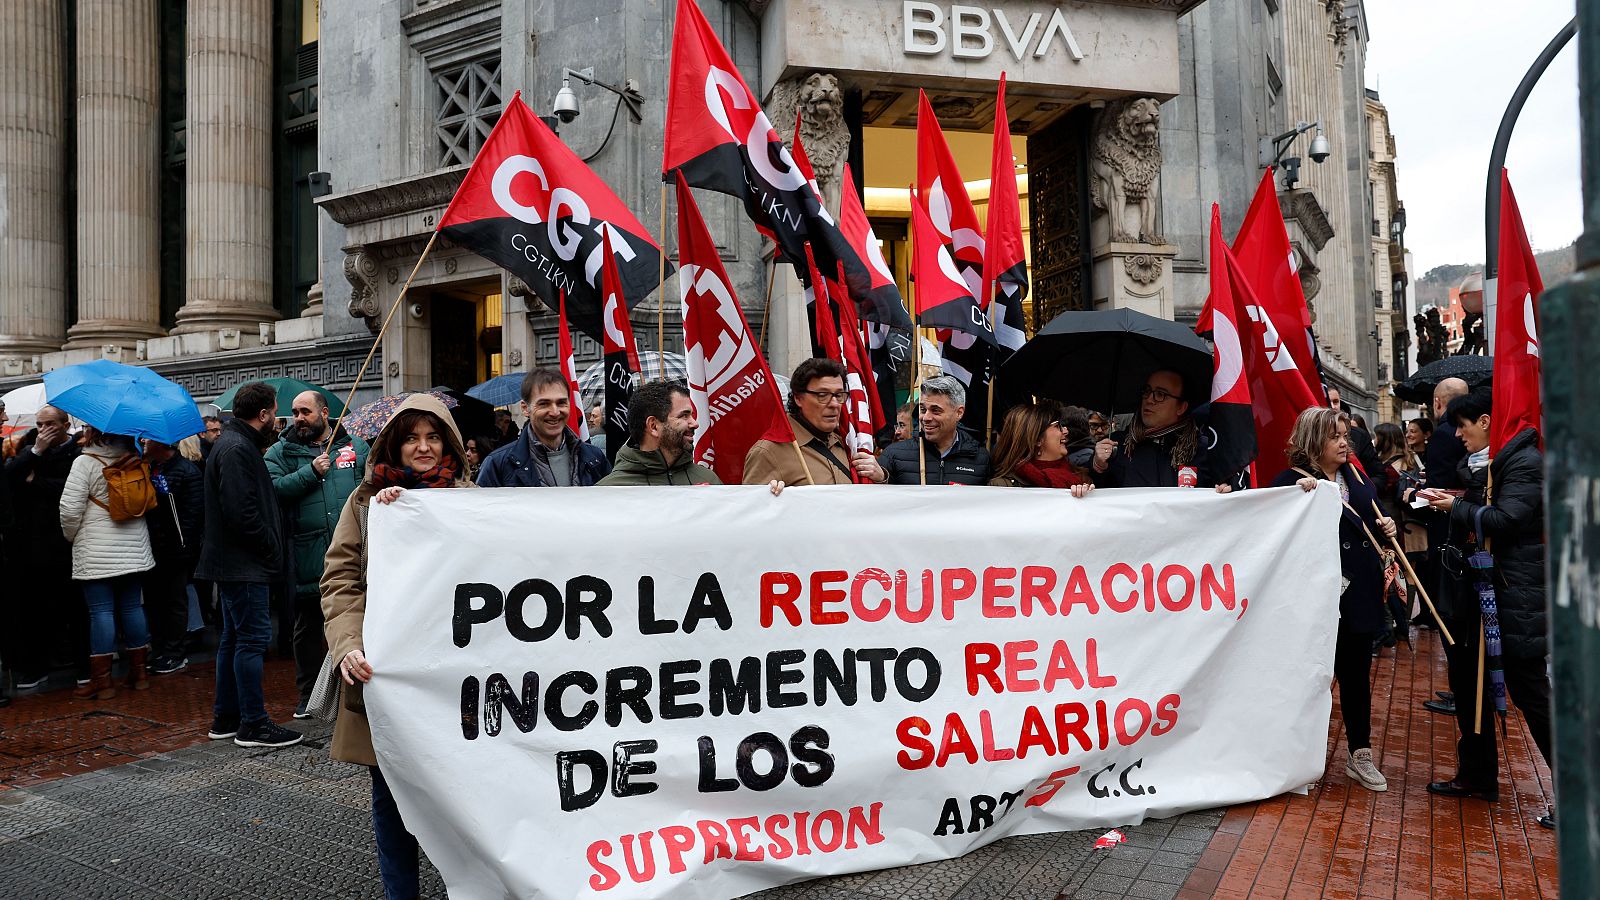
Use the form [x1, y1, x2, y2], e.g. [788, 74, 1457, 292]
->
[321, 394, 473, 900]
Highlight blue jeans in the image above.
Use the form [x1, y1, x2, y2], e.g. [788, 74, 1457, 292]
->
[212, 582, 270, 727]
[80, 574, 150, 656]
[371, 766, 421, 900]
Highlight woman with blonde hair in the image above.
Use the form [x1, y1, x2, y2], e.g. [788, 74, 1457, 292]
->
[1270, 406, 1397, 794]
[988, 400, 1093, 497]
[321, 394, 475, 899]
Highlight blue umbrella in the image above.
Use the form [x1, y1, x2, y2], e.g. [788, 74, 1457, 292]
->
[466, 373, 525, 408]
[43, 360, 206, 446]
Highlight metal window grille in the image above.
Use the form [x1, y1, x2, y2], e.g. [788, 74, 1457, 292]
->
[436, 57, 502, 167]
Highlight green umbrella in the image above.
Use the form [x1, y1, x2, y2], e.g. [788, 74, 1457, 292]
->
[211, 377, 345, 417]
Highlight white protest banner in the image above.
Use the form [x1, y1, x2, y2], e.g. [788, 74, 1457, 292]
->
[364, 483, 1341, 899]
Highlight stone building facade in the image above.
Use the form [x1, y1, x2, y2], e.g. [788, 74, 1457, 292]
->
[0, 0, 1392, 417]
[1365, 89, 1412, 425]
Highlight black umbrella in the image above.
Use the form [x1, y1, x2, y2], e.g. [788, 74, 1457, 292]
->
[1000, 308, 1213, 414]
[1393, 355, 1492, 404]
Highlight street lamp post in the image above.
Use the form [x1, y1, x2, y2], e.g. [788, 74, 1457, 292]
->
[1543, 2, 1599, 894]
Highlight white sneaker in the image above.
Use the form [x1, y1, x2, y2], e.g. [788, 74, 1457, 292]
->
[1346, 748, 1388, 792]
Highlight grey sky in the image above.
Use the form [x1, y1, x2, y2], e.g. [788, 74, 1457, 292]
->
[1363, 1, 1580, 276]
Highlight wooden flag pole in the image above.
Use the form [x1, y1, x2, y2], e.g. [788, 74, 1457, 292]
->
[757, 256, 777, 349]
[326, 230, 440, 453]
[1369, 500, 1455, 646]
[657, 182, 668, 379]
[985, 375, 997, 450]
[1474, 620, 1487, 735]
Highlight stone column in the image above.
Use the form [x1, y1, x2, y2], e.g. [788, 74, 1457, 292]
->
[0, 0, 68, 370]
[173, 0, 278, 334]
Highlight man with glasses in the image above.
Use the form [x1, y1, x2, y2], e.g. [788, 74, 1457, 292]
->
[744, 358, 880, 486]
[1090, 370, 1221, 489]
[872, 375, 992, 485]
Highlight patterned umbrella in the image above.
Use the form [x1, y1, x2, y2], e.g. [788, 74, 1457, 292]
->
[577, 351, 688, 408]
[338, 390, 459, 441]
[1393, 354, 1493, 404]
[465, 373, 525, 408]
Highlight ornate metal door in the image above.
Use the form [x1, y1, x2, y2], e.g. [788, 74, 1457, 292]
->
[1027, 107, 1093, 330]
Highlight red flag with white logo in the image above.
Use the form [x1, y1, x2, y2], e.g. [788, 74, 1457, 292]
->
[983, 73, 1029, 353]
[1197, 205, 1257, 489]
[676, 172, 793, 483]
[839, 163, 907, 323]
[599, 228, 640, 461]
[1228, 170, 1327, 405]
[437, 92, 667, 339]
[910, 189, 996, 344]
[1491, 169, 1542, 454]
[916, 90, 985, 294]
[556, 290, 590, 441]
[662, 0, 909, 329]
[832, 261, 885, 454]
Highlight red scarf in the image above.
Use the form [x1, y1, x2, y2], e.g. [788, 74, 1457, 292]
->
[1015, 457, 1087, 489]
[369, 457, 461, 490]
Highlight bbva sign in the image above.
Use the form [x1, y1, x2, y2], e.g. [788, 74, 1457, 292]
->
[902, 2, 1086, 62]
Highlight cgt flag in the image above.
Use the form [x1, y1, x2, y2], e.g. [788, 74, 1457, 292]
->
[1491, 169, 1543, 454]
[1228, 170, 1326, 405]
[910, 189, 996, 345]
[557, 291, 590, 441]
[661, 0, 910, 330]
[676, 172, 793, 483]
[983, 73, 1029, 354]
[599, 228, 642, 462]
[1197, 205, 1257, 490]
[437, 92, 668, 339]
[840, 164, 907, 327]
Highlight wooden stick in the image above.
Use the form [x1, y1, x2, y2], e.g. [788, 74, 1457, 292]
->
[657, 182, 668, 379]
[1368, 499, 1455, 646]
[757, 256, 777, 349]
[327, 230, 440, 452]
[1474, 619, 1486, 735]
[985, 374, 996, 450]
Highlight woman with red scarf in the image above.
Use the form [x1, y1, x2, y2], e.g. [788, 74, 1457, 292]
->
[321, 393, 474, 900]
[988, 400, 1094, 497]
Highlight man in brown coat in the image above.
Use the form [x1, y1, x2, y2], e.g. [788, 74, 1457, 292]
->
[742, 357, 885, 486]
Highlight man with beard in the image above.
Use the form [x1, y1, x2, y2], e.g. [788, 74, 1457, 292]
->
[1090, 370, 1222, 489]
[598, 380, 719, 486]
[476, 368, 610, 487]
[265, 390, 368, 718]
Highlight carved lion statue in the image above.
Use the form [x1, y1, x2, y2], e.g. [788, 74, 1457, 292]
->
[768, 72, 850, 212]
[1090, 97, 1164, 244]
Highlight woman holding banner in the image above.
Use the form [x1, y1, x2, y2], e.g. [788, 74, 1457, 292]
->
[1272, 406, 1396, 794]
[322, 394, 475, 900]
[987, 401, 1094, 497]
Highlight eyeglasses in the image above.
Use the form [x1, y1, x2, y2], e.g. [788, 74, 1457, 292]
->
[1141, 386, 1179, 403]
[802, 390, 850, 404]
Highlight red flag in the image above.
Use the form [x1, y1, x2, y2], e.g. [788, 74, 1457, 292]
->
[599, 228, 641, 461]
[1228, 170, 1326, 404]
[1197, 205, 1257, 488]
[982, 73, 1029, 353]
[1491, 169, 1543, 454]
[802, 244, 842, 361]
[662, 0, 909, 329]
[438, 92, 667, 338]
[834, 261, 887, 436]
[1199, 206, 1324, 481]
[910, 189, 995, 344]
[916, 90, 985, 294]
[676, 172, 793, 483]
[839, 164, 907, 321]
[556, 291, 590, 441]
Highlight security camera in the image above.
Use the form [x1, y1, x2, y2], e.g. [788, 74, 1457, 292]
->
[553, 78, 580, 124]
[1308, 132, 1331, 164]
[408, 301, 425, 320]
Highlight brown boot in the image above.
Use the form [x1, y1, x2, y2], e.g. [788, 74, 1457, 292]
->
[73, 654, 116, 700]
[125, 646, 150, 691]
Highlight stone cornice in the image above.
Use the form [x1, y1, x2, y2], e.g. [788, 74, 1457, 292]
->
[315, 167, 468, 227]
[1280, 188, 1335, 251]
[740, 0, 1205, 16]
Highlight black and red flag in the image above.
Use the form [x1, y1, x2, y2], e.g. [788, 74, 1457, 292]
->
[833, 261, 887, 454]
[982, 73, 1029, 354]
[661, 0, 910, 330]
[1196, 205, 1257, 489]
[839, 163, 907, 325]
[910, 188, 996, 345]
[675, 172, 793, 484]
[437, 92, 668, 338]
[599, 228, 641, 462]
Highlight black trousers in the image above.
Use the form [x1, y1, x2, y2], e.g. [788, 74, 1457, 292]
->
[142, 557, 193, 659]
[1445, 634, 1553, 789]
[292, 590, 327, 703]
[1334, 622, 1377, 751]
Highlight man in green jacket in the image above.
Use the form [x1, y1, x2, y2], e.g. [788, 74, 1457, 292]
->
[265, 390, 368, 717]
[598, 380, 721, 486]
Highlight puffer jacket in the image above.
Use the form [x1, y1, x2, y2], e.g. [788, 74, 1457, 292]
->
[597, 445, 721, 486]
[322, 393, 476, 767]
[879, 431, 992, 485]
[59, 446, 156, 581]
[1447, 427, 1546, 659]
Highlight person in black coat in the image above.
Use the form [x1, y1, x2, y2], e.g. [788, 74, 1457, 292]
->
[1091, 370, 1224, 489]
[142, 440, 204, 675]
[1271, 406, 1397, 793]
[4, 406, 82, 689]
[1400, 377, 1471, 628]
[196, 383, 300, 749]
[1422, 390, 1554, 828]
